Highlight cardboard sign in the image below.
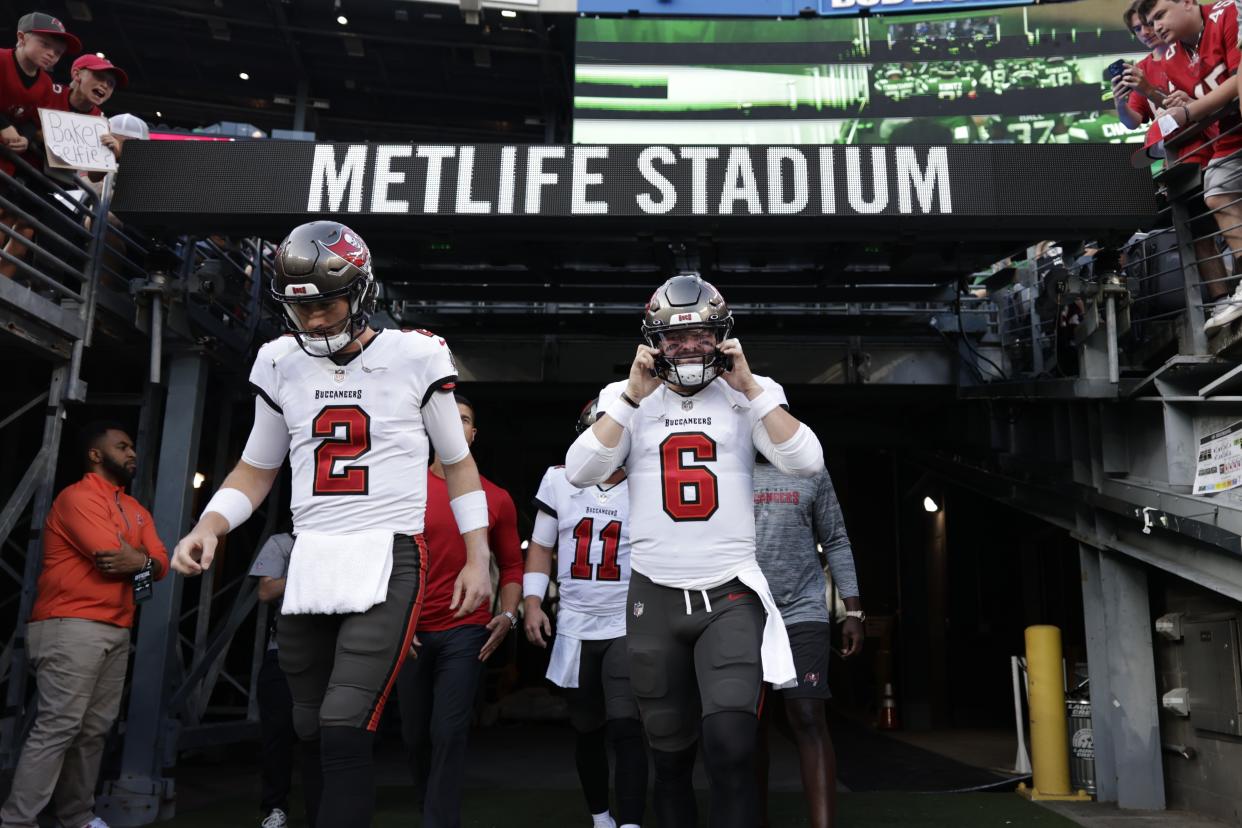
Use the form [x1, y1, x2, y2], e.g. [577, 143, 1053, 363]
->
[38, 108, 117, 173]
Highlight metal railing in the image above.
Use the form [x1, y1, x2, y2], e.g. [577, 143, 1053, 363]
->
[0, 140, 278, 776]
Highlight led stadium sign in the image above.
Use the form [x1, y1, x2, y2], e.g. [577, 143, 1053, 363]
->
[112, 141, 1155, 227]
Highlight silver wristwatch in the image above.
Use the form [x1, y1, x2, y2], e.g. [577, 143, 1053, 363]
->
[845, 610, 866, 622]
[502, 610, 518, 630]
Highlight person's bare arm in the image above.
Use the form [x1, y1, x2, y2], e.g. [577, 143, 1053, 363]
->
[171, 461, 280, 575]
[441, 454, 496, 618]
[523, 541, 554, 647]
[257, 576, 286, 604]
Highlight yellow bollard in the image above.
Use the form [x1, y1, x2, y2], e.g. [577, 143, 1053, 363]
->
[1016, 625, 1090, 802]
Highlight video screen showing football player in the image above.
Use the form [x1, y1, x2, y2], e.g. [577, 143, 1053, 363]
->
[565, 272, 825, 828]
[170, 221, 494, 828]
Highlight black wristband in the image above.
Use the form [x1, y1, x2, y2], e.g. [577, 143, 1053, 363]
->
[619, 391, 640, 409]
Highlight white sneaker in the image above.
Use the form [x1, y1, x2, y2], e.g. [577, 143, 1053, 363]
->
[591, 813, 617, 828]
[1205, 283, 1242, 330]
[261, 809, 289, 828]
[81, 819, 111, 828]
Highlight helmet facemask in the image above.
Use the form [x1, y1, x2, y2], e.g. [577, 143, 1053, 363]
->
[279, 275, 376, 358]
[640, 271, 734, 391]
[645, 320, 734, 391]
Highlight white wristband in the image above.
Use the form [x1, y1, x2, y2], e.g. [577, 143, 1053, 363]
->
[202, 487, 253, 533]
[749, 389, 779, 420]
[449, 489, 489, 534]
[603, 396, 637, 430]
[523, 572, 550, 600]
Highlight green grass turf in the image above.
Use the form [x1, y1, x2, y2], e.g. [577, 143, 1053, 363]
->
[164, 788, 1082, 827]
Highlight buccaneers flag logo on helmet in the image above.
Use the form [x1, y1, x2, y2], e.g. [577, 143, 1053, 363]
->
[320, 227, 370, 272]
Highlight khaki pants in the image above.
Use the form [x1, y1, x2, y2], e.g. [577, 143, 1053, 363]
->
[0, 617, 130, 828]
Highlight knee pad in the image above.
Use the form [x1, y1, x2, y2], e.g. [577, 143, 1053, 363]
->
[292, 706, 320, 742]
[701, 711, 756, 769]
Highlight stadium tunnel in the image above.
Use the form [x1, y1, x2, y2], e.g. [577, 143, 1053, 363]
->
[2, 2, 1242, 825]
[1, 132, 1195, 826]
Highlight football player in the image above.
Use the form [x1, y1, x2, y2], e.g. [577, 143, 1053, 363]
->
[565, 272, 825, 828]
[170, 221, 493, 828]
[524, 400, 646, 828]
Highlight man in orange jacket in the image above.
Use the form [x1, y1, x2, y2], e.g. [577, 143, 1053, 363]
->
[1, 421, 168, 828]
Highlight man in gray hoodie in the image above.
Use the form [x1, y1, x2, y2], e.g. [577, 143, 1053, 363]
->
[753, 456, 863, 828]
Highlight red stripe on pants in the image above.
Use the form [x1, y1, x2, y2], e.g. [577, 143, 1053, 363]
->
[366, 534, 428, 732]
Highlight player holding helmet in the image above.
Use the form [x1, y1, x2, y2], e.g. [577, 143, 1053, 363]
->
[565, 272, 825, 828]
[170, 221, 493, 828]
[524, 400, 646, 828]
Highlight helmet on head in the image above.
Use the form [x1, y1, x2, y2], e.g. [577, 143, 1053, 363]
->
[641, 272, 734, 391]
[575, 398, 600, 434]
[271, 221, 377, 357]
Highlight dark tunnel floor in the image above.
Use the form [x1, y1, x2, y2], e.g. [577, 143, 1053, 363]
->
[156, 715, 1075, 826]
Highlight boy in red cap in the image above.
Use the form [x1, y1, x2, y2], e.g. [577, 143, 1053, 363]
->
[0, 11, 80, 279]
[47, 54, 127, 160]
[53, 54, 126, 117]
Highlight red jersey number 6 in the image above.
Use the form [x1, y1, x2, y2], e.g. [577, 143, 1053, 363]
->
[659, 432, 719, 521]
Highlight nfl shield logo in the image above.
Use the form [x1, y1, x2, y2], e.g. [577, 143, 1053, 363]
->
[633, 601, 644, 618]
[333, 367, 346, 384]
[681, 400, 693, 411]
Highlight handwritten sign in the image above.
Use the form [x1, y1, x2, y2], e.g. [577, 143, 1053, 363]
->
[38, 108, 116, 173]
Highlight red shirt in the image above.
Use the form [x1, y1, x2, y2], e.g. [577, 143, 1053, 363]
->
[0, 48, 62, 175]
[45, 83, 102, 117]
[417, 470, 523, 631]
[1129, 53, 1168, 123]
[31, 473, 170, 629]
[0, 48, 58, 130]
[1161, 0, 1241, 161]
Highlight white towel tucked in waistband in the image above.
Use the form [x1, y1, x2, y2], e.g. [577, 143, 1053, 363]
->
[734, 565, 798, 690]
[546, 636, 583, 688]
[282, 530, 393, 616]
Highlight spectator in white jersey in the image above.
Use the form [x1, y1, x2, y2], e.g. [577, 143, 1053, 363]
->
[524, 399, 647, 828]
[752, 457, 863, 828]
[171, 221, 494, 828]
[565, 272, 825, 828]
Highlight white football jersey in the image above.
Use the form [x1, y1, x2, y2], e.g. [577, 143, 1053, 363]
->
[249, 329, 457, 535]
[596, 375, 787, 590]
[534, 466, 631, 639]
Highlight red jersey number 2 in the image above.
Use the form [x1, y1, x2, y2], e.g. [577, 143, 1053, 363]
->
[312, 405, 371, 495]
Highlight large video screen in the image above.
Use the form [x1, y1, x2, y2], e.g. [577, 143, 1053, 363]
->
[573, 0, 1144, 145]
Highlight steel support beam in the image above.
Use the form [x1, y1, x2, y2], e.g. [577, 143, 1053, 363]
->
[1078, 544, 1118, 803]
[0, 367, 68, 769]
[1096, 547, 1166, 810]
[97, 352, 208, 826]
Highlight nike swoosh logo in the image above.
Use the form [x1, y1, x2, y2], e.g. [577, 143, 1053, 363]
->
[727, 592, 747, 601]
